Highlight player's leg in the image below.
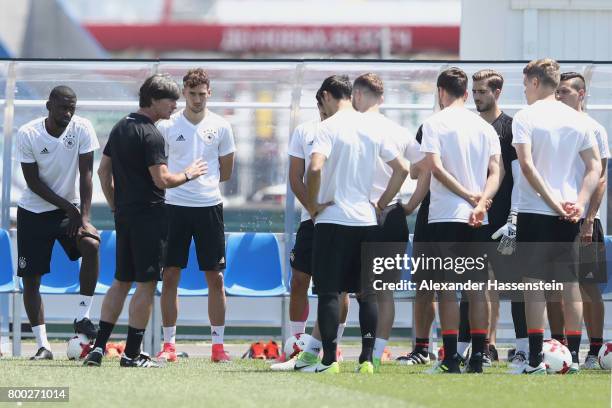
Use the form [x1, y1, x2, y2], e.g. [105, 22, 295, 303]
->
[431, 223, 462, 373]
[561, 283, 583, 371]
[158, 266, 180, 362]
[509, 300, 529, 367]
[337, 292, 349, 360]
[373, 204, 408, 369]
[17, 207, 56, 360]
[195, 204, 229, 362]
[289, 220, 315, 338]
[309, 223, 343, 373]
[68, 225, 101, 339]
[523, 283, 547, 372]
[547, 300, 566, 345]
[397, 289, 435, 365]
[205, 269, 228, 362]
[158, 205, 193, 361]
[458, 298, 471, 358]
[512, 213, 548, 374]
[433, 288, 461, 373]
[289, 269, 310, 335]
[580, 218, 606, 368]
[581, 283, 604, 367]
[488, 290, 500, 362]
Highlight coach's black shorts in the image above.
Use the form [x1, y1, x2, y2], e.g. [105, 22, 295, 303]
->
[412, 221, 491, 284]
[165, 203, 226, 272]
[579, 218, 607, 284]
[312, 223, 377, 295]
[115, 205, 167, 282]
[516, 213, 579, 282]
[290, 219, 314, 275]
[17, 206, 82, 277]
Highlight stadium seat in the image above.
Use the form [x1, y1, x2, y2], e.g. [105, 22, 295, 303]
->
[37, 241, 81, 294]
[97, 230, 136, 295]
[224, 233, 286, 296]
[600, 236, 612, 295]
[159, 239, 209, 296]
[0, 229, 15, 293]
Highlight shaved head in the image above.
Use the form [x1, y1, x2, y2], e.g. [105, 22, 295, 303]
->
[49, 85, 76, 101]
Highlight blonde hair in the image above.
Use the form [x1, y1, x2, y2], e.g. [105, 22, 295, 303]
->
[523, 58, 560, 88]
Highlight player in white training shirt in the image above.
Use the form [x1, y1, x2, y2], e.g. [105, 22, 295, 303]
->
[512, 59, 600, 374]
[419, 68, 501, 374]
[302, 75, 408, 374]
[351, 72, 427, 372]
[556, 71, 610, 369]
[16, 86, 100, 360]
[157, 69, 236, 363]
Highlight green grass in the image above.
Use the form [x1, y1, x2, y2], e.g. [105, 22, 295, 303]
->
[0, 357, 609, 408]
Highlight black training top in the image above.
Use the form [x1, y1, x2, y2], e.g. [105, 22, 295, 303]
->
[413, 125, 430, 241]
[103, 112, 167, 214]
[487, 112, 516, 229]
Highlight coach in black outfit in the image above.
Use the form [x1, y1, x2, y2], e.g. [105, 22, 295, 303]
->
[84, 74, 206, 368]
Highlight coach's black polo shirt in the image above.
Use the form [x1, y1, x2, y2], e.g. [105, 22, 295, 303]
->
[103, 112, 167, 215]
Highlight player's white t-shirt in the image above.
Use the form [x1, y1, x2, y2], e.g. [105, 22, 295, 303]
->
[420, 106, 501, 224]
[158, 109, 236, 207]
[577, 114, 609, 219]
[17, 115, 99, 213]
[512, 99, 595, 216]
[365, 111, 425, 205]
[311, 108, 399, 226]
[288, 119, 319, 222]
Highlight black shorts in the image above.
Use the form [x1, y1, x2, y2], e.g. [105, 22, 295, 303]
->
[579, 218, 607, 284]
[377, 202, 409, 243]
[290, 219, 314, 275]
[17, 207, 82, 277]
[516, 213, 579, 282]
[165, 204, 226, 272]
[412, 222, 491, 284]
[312, 223, 377, 294]
[115, 205, 167, 283]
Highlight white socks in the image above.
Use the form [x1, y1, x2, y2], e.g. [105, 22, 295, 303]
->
[163, 326, 176, 344]
[32, 324, 50, 350]
[290, 321, 307, 336]
[516, 337, 529, 354]
[211, 326, 225, 345]
[76, 295, 93, 321]
[373, 338, 388, 359]
[304, 336, 323, 356]
[458, 341, 471, 357]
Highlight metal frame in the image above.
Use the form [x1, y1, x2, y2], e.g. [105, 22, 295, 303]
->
[2, 59, 612, 357]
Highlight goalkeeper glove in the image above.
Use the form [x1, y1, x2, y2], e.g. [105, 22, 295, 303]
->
[491, 211, 517, 255]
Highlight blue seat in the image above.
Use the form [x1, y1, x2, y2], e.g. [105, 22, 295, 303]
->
[158, 240, 209, 296]
[37, 241, 81, 294]
[600, 236, 612, 294]
[0, 229, 15, 293]
[224, 233, 286, 297]
[97, 230, 136, 295]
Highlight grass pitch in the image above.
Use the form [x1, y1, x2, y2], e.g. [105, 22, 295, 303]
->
[0, 356, 609, 408]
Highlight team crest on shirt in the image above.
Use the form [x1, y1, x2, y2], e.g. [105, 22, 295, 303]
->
[201, 128, 217, 145]
[63, 133, 76, 150]
[18, 257, 26, 269]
